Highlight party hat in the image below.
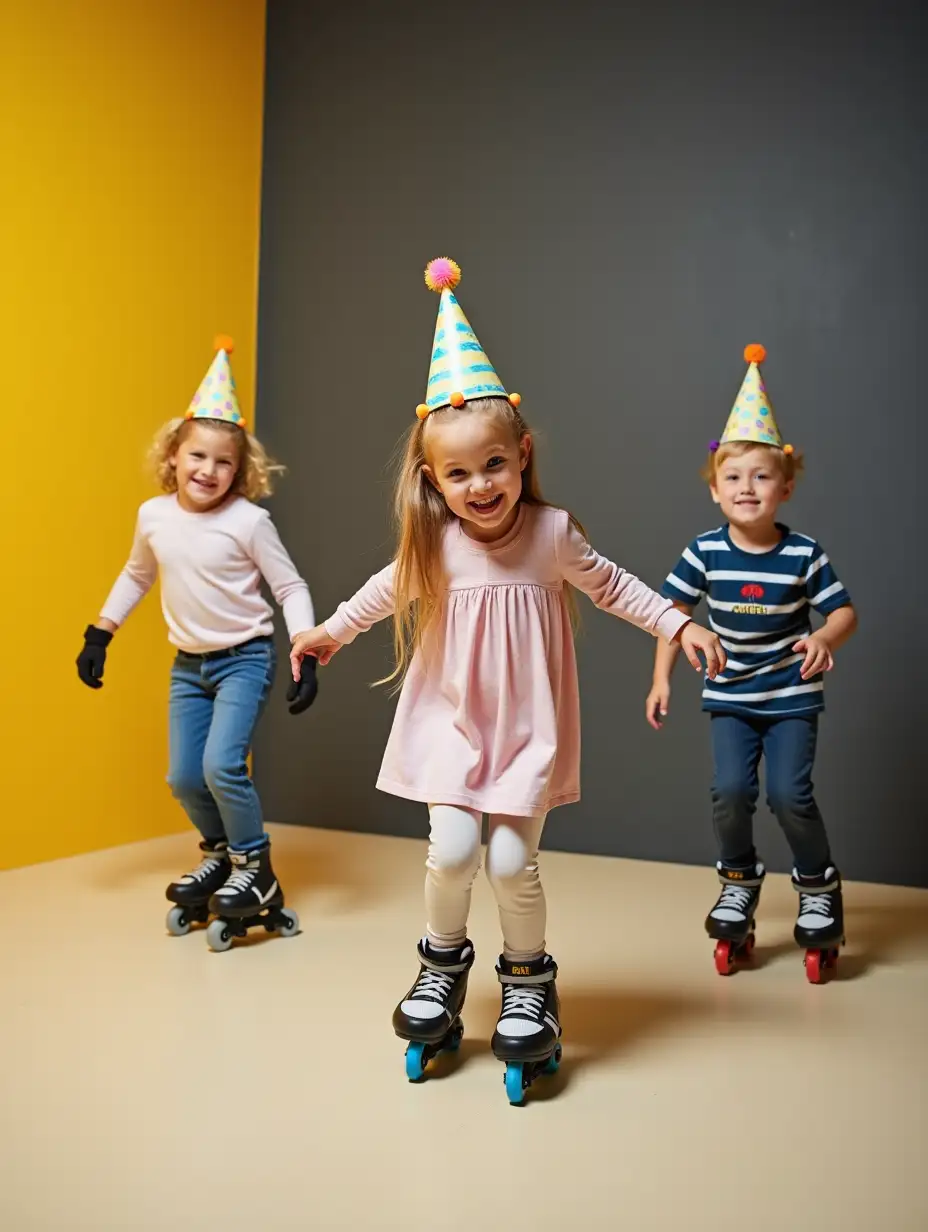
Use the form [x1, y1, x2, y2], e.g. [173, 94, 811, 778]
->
[185, 335, 246, 428]
[415, 258, 521, 420]
[712, 344, 791, 453]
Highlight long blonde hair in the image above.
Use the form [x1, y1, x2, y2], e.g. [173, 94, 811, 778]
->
[148, 417, 285, 501]
[382, 396, 584, 689]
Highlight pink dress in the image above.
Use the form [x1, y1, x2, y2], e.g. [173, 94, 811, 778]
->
[325, 504, 689, 817]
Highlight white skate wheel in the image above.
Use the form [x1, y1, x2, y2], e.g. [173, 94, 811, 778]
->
[206, 919, 234, 952]
[278, 908, 299, 936]
[165, 906, 191, 937]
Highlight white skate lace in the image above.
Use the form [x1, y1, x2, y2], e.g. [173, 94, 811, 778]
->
[799, 892, 833, 919]
[717, 884, 754, 915]
[180, 856, 222, 884]
[220, 866, 257, 894]
[411, 968, 454, 1003]
[500, 985, 545, 1022]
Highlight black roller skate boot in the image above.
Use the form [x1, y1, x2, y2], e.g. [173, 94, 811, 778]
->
[491, 953, 562, 1105]
[705, 861, 765, 975]
[792, 865, 844, 984]
[393, 937, 474, 1082]
[165, 840, 229, 936]
[204, 841, 299, 952]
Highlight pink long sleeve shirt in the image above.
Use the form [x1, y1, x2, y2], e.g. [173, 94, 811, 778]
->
[100, 494, 315, 654]
[325, 503, 688, 817]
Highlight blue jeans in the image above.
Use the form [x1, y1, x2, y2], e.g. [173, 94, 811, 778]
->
[167, 637, 276, 851]
[710, 714, 832, 876]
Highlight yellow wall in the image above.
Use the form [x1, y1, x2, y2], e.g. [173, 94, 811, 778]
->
[0, 0, 267, 869]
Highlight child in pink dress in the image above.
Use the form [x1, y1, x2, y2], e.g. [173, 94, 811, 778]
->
[291, 259, 725, 1101]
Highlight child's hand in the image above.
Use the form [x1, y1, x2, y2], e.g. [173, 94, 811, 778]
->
[793, 631, 834, 679]
[286, 654, 318, 715]
[290, 625, 342, 679]
[678, 622, 726, 679]
[646, 682, 670, 730]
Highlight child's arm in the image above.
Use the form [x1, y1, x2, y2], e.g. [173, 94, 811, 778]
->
[793, 543, 857, 678]
[250, 512, 316, 638]
[793, 604, 858, 678]
[646, 602, 694, 729]
[77, 515, 158, 689]
[554, 513, 725, 672]
[289, 563, 396, 680]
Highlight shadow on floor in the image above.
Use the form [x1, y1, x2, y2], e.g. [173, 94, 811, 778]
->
[81, 826, 383, 910]
[465, 981, 796, 1103]
[839, 899, 928, 978]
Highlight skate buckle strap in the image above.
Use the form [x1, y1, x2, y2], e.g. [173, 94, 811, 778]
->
[718, 868, 764, 889]
[498, 969, 555, 987]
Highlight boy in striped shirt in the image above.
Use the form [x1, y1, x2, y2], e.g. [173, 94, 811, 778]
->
[647, 346, 857, 981]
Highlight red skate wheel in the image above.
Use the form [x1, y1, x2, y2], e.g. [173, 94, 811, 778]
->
[804, 949, 824, 984]
[743, 932, 756, 958]
[714, 940, 735, 976]
[825, 948, 839, 970]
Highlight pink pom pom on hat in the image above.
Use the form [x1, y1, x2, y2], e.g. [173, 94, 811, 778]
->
[424, 257, 462, 293]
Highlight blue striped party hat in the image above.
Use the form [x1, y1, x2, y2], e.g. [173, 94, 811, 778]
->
[415, 258, 521, 420]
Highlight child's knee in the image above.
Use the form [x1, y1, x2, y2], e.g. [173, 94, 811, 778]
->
[167, 767, 206, 803]
[202, 752, 246, 799]
[711, 774, 757, 811]
[485, 827, 535, 888]
[427, 833, 481, 881]
[767, 783, 814, 820]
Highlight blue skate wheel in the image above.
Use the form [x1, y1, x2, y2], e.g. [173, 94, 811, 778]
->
[405, 1041, 428, 1082]
[447, 1021, 464, 1052]
[543, 1043, 563, 1075]
[505, 1062, 526, 1105]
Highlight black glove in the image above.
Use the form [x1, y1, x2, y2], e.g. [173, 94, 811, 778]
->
[77, 625, 113, 690]
[286, 654, 318, 715]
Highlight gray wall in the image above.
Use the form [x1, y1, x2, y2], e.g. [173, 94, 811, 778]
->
[254, 0, 927, 886]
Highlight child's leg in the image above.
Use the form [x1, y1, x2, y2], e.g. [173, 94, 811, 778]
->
[710, 715, 764, 866]
[762, 717, 832, 875]
[424, 804, 482, 949]
[486, 813, 561, 1074]
[485, 813, 547, 961]
[167, 653, 225, 843]
[201, 641, 276, 851]
[392, 803, 480, 1055]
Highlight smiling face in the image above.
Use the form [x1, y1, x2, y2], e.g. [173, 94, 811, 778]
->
[710, 443, 793, 532]
[171, 420, 242, 512]
[422, 406, 531, 541]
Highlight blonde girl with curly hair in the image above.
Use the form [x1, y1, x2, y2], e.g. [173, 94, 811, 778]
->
[77, 338, 318, 951]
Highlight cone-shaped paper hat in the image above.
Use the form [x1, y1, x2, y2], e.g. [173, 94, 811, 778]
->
[415, 258, 521, 419]
[185, 335, 246, 428]
[717, 344, 783, 449]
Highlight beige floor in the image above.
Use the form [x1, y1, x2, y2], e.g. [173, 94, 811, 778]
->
[1, 824, 927, 1232]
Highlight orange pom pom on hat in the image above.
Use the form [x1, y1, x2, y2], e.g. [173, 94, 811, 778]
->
[185, 335, 246, 428]
[709, 344, 792, 454]
[415, 257, 521, 418]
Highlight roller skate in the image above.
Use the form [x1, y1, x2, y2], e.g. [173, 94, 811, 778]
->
[204, 842, 299, 952]
[491, 953, 563, 1106]
[165, 840, 229, 936]
[392, 938, 474, 1081]
[705, 861, 765, 975]
[793, 866, 844, 984]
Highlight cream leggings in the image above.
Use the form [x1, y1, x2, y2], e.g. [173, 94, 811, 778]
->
[425, 804, 548, 962]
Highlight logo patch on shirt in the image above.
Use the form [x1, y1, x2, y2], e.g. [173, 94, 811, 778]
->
[734, 582, 767, 614]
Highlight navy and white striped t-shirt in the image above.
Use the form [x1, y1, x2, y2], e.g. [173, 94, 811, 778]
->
[662, 524, 851, 718]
